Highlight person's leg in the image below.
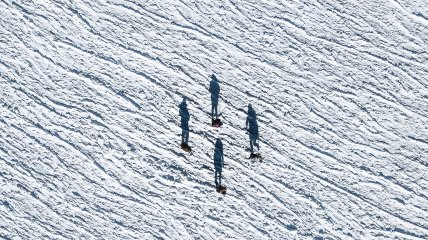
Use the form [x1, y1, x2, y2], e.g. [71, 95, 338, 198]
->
[183, 131, 188, 144]
[212, 104, 217, 119]
[211, 104, 215, 119]
[182, 130, 185, 143]
[254, 137, 260, 151]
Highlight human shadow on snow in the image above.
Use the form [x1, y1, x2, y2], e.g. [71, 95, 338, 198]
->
[246, 104, 259, 153]
[179, 97, 190, 145]
[213, 138, 224, 188]
[209, 74, 220, 120]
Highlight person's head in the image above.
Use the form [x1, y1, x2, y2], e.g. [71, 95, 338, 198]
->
[211, 74, 217, 81]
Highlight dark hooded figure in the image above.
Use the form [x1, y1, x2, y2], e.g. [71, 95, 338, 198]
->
[179, 97, 190, 144]
[213, 138, 224, 187]
[209, 74, 220, 119]
[246, 104, 259, 152]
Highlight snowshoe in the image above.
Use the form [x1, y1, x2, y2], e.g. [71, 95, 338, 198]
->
[181, 143, 192, 153]
[212, 118, 222, 128]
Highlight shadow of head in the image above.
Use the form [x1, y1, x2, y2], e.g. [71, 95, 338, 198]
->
[179, 97, 187, 110]
[179, 97, 189, 119]
[247, 104, 258, 123]
[210, 75, 220, 94]
[248, 104, 255, 114]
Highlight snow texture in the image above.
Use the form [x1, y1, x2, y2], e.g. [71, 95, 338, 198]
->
[1, 0, 428, 239]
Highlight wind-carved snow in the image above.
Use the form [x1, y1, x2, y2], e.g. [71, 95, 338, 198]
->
[0, 0, 427, 239]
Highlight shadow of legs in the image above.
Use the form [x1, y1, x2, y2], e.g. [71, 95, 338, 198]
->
[211, 104, 218, 119]
[182, 130, 189, 144]
[215, 170, 222, 186]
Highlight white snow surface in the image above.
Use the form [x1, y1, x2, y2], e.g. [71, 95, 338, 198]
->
[1, 0, 428, 239]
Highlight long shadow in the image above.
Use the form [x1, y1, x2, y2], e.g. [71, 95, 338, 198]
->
[209, 74, 220, 120]
[179, 97, 190, 144]
[246, 104, 259, 153]
[213, 138, 224, 187]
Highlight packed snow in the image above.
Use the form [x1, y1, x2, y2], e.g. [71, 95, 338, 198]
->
[1, 0, 427, 239]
